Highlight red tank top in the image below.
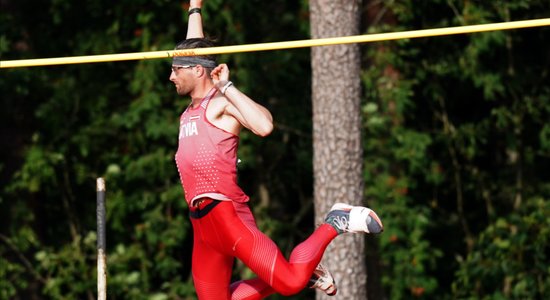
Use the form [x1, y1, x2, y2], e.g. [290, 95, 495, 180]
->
[175, 88, 249, 206]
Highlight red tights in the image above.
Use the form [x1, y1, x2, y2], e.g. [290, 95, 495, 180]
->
[189, 200, 338, 299]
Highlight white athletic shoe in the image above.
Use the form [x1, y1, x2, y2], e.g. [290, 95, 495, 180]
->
[309, 264, 337, 296]
[325, 203, 384, 234]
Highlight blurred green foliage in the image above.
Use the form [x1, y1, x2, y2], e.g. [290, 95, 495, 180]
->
[1, 0, 549, 299]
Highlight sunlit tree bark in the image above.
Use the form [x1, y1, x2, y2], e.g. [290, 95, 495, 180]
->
[310, 0, 366, 299]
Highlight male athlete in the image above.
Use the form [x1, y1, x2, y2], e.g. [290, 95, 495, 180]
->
[171, 1, 384, 299]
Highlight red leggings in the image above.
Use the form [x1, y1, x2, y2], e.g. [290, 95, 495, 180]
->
[189, 199, 338, 300]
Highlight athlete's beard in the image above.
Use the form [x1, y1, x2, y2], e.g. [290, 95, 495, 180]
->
[177, 88, 187, 96]
[175, 84, 192, 96]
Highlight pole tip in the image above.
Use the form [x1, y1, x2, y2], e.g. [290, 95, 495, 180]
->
[96, 177, 106, 192]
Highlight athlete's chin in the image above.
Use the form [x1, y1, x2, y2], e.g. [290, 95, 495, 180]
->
[175, 86, 189, 96]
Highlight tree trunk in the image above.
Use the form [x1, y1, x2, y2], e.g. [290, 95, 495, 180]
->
[310, 1, 366, 299]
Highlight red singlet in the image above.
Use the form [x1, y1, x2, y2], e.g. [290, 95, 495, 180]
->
[175, 88, 248, 206]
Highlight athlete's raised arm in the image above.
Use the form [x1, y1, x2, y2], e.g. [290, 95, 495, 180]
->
[211, 64, 274, 137]
[186, 0, 204, 39]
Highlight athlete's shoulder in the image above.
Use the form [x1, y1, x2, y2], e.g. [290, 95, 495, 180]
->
[207, 94, 230, 113]
[206, 94, 237, 123]
[205, 94, 242, 134]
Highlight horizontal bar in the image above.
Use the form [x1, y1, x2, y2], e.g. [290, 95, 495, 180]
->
[1, 18, 549, 68]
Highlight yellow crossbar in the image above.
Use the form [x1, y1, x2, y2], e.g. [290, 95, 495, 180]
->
[1, 18, 549, 68]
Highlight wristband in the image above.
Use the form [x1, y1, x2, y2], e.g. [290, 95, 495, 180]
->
[221, 81, 233, 95]
[188, 7, 201, 16]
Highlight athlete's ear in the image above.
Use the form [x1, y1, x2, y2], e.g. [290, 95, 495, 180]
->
[194, 65, 206, 78]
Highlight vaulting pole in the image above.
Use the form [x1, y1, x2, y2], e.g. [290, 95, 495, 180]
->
[96, 178, 107, 300]
[1, 18, 549, 68]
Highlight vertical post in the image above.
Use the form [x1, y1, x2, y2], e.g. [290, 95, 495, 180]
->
[96, 178, 107, 300]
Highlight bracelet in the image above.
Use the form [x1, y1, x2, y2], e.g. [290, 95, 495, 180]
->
[221, 81, 234, 95]
[188, 7, 201, 16]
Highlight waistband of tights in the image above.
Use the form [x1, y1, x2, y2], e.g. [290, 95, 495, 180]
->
[189, 199, 221, 219]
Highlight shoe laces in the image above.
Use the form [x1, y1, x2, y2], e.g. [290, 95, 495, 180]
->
[332, 215, 349, 232]
[313, 277, 332, 290]
[310, 264, 336, 295]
